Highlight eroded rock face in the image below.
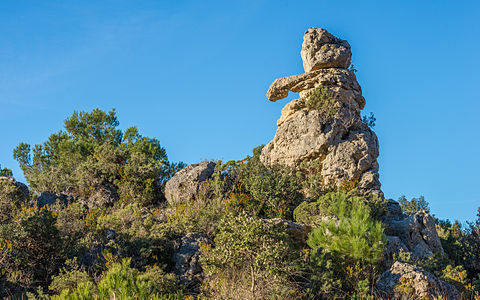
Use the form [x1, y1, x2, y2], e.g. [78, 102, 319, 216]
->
[260, 28, 380, 195]
[377, 261, 460, 300]
[301, 27, 352, 72]
[164, 161, 216, 205]
[383, 200, 444, 260]
[173, 232, 208, 291]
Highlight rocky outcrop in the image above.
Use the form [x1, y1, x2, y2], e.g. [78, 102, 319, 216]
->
[260, 28, 381, 195]
[173, 232, 208, 291]
[36, 192, 74, 208]
[383, 200, 444, 260]
[164, 161, 216, 205]
[301, 27, 352, 72]
[377, 261, 460, 299]
[0, 176, 28, 197]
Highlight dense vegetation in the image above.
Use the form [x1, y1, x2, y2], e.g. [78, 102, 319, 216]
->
[0, 109, 479, 299]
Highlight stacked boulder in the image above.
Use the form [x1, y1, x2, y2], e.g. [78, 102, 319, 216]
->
[260, 27, 381, 195]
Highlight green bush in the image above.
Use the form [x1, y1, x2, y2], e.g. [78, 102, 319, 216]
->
[97, 258, 181, 299]
[52, 258, 183, 299]
[398, 195, 429, 215]
[210, 146, 303, 219]
[0, 208, 64, 291]
[294, 190, 386, 226]
[0, 164, 13, 177]
[13, 109, 184, 207]
[305, 86, 338, 118]
[200, 212, 305, 298]
[0, 179, 28, 224]
[49, 258, 92, 294]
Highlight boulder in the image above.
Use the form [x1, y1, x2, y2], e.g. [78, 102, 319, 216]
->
[301, 27, 352, 72]
[164, 161, 216, 205]
[173, 232, 208, 291]
[377, 261, 460, 299]
[36, 192, 74, 208]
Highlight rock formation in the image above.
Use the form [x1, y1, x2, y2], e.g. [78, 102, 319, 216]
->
[260, 27, 381, 195]
[164, 161, 216, 205]
[383, 200, 444, 260]
[173, 232, 208, 291]
[377, 261, 460, 299]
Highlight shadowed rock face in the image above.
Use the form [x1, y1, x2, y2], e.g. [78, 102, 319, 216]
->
[260, 27, 381, 195]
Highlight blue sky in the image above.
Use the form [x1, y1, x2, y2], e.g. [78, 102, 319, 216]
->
[1, 0, 479, 223]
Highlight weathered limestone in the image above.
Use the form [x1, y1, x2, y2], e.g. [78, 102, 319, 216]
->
[383, 200, 444, 260]
[260, 28, 380, 195]
[377, 261, 460, 299]
[164, 161, 216, 205]
[301, 27, 352, 72]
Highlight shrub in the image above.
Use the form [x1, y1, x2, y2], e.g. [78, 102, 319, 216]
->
[398, 195, 430, 215]
[209, 146, 303, 219]
[49, 258, 92, 294]
[0, 179, 28, 224]
[200, 212, 305, 299]
[52, 258, 183, 299]
[97, 258, 181, 299]
[362, 112, 376, 128]
[294, 190, 386, 226]
[0, 164, 13, 177]
[0, 208, 64, 291]
[305, 86, 338, 118]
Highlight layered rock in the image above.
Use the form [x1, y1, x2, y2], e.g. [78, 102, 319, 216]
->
[377, 261, 460, 299]
[260, 27, 380, 195]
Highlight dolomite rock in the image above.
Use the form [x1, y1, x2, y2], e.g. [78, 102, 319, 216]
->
[260, 28, 380, 195]
[383, 200, 444, 260]
[301, 27, 352, 72]
[173, 232, 208, 291]
[377, 261, 460, 299]
[165, 161, 216, 205]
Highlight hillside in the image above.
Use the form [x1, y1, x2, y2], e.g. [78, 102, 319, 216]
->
[1, 28, 479, 300]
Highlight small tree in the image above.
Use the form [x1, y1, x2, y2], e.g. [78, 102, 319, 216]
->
[201, 212, 304, 298]
[398, 195, 429, 215]
[307, 191, 385, 298]
[0, 165, 13, 177]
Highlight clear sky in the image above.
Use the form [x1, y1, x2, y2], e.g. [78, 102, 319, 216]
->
[1, 0, 479, 223]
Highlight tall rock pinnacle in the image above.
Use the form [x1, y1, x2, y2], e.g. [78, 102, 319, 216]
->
[260, 27, 381, 195]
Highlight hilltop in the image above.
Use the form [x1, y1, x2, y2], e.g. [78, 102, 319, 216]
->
[0, 28, 479, 299]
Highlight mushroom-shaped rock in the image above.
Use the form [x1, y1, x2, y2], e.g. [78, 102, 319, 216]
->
[260, 28, 379, 196]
